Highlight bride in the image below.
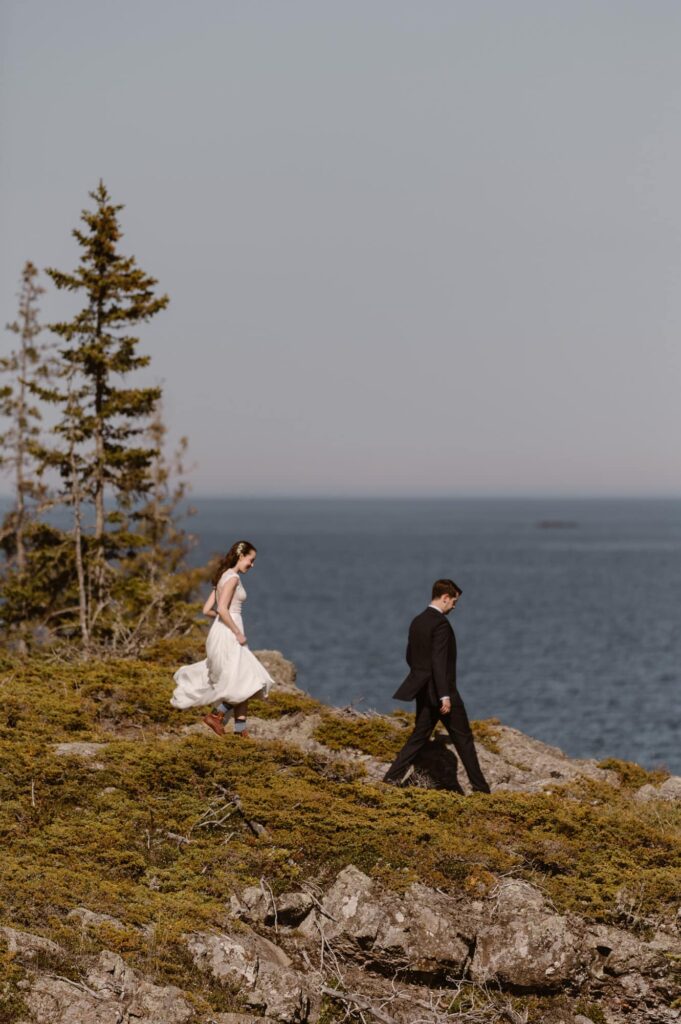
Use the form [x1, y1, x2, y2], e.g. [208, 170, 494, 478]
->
[171, 540, 273, 737]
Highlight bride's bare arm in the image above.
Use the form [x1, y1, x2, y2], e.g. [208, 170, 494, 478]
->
[216, 577, 247, 644]
[203, 590, 217, 616]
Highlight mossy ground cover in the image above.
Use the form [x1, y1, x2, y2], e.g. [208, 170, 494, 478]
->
[597, 757, 670, 789]
[312, 708, 500, 760]
[1, 649, 680, 1013]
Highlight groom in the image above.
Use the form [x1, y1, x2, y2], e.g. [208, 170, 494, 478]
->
[383, 579, 491, 793]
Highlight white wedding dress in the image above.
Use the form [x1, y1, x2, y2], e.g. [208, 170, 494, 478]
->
[171, 570, 273, 709]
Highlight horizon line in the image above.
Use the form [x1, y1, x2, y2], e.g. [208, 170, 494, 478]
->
[1, 491, 680, 503]
[186, 492, 681, 501]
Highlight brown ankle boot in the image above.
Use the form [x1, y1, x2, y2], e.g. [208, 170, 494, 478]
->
[202, 712, 225, 736]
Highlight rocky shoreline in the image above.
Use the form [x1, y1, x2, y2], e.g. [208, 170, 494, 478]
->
[1, 650, 679, 1024]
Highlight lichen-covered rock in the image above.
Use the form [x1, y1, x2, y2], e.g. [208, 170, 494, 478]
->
[470, 879, 587, 990]
[300, 865, 471, 978]
[246, 710, 325, 753]
[185, 927, 314, 1023]
[210, 1015, 271, 1024]
[634, 775, 681, 803]
[20, 975, 126, 1024]
[587, 922, 681, 1014]
[275, 891, 316, 927]
[67, 907, 130, 932]
[126, 978, 195, 1024]
[17, 948, 194, 1024]
[234, 886, 317, 929]
[588, 924, 673, 978]
[1, 926, 62, 962]
[53, 742, 108, 759]
[186, 931, 262, 988]
[400, 883, 475, 977]
[230, 886, 270, 924]
[84, 949, 142, 1000]
[477, 725, 619, 794]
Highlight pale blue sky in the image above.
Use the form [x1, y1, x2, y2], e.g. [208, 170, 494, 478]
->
[2, 1, 680, 496]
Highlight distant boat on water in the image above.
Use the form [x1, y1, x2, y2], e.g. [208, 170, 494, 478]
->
[536, 519, 579, 529]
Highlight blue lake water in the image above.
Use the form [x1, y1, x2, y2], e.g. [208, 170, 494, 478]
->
[186, 498, 681, 775]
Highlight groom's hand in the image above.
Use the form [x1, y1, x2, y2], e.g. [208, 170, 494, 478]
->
[439, 697, 451, 716]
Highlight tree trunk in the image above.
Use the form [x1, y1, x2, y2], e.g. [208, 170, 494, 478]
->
[14, 327, 27, 574]
[71, 450, 89, 647]
[66, 382, 89, 647]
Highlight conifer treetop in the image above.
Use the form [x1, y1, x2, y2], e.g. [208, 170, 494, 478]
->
[46, 180, 169, 361]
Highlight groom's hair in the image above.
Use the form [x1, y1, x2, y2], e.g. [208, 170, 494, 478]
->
[432, 579, 462, 599]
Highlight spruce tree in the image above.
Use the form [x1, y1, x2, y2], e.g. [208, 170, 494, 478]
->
[0, 262, 61, 649]
[0, 262, 50, 570]
[40, 181, 169, 634]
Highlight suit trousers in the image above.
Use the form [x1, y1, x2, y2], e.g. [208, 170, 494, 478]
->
[384, 690, 490, 793]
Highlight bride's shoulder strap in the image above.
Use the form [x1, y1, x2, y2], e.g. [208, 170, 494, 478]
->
[217, 569, 239, 588]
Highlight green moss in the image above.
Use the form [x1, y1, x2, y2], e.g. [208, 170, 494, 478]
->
[254, 689, 323, 720]
[574, 999, 607, 1024]
[471, 718, 502, 753]
[508, 994, 607, 1024]
[0, 943, 28, 1024]
[313, 712, 406, 759]
[138, 630, 206, 668]
[598, 757, 670, 790]
[314, 712, 503, 761]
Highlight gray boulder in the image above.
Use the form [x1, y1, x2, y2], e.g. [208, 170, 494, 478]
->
[470, 879, 587, 990]
[634, 775, 681, 803]
[1, 926, 62, 962]
[232, 885, 316, 929]
[300, 865, 471, 979]
[476, 724, 618, 794]
[185, 927, 314, 1023]
[18, 948, 193, 1024]
[587, 923, 681, 1011]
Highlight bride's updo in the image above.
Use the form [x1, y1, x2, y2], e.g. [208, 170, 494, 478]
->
[212, 540, 256, 585]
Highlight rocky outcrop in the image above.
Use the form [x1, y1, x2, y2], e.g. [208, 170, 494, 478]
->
[185, 925, 316, 1022]
[12, 944, 194, 1024]
[298, 865, 472, 980]
[233, 865, 681, 1023]
[5, 868, 680, 1023]
[459, 722, 620, 794]
[1, 927, 63, 962]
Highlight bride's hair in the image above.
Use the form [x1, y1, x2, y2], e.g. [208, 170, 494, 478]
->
[212, 540, 256, 585]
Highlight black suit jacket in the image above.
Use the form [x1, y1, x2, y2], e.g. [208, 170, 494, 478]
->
[392, 606, 457, 705]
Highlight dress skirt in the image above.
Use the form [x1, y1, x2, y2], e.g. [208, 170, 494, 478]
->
[171, 613, 272, 709]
